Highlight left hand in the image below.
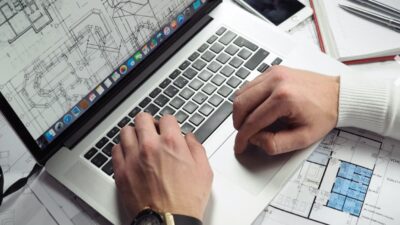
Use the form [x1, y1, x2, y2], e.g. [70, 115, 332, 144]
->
[112, 113, 213, 221]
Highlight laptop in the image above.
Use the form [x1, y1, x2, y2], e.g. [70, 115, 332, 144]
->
[0, 0, 351, 224]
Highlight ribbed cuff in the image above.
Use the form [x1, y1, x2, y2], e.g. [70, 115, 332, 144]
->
[337, 75, 390, 134]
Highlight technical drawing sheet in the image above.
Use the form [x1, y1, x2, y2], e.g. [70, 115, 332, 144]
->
[0, 0, 192, 140]
[253, 128, 400, 225]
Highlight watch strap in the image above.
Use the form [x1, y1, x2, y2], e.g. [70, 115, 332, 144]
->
[173, 214, 202, 225]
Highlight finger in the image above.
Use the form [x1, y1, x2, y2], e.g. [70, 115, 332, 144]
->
[234, 95, 287, 154]
[235, 70, 270, 96]
[233, 77, 274, 130]
[185, 133, 208, 165]
[112, 144, 125, 180]
[249, 127, 311, 155]
[119, 126, 140, 160]
[159, 115, 188, 152]
[134, 112, 159, 143]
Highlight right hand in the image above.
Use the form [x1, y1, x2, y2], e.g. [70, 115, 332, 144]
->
[233, 66, 340, 155]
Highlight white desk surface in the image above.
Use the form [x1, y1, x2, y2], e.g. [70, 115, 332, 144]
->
[0, 1, 398, 225]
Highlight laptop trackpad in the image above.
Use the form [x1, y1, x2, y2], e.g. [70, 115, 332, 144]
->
[210, 132, 293, 196]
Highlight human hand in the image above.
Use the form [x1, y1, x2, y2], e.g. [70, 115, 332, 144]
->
[112, 113, 213, 221]
[233, 66, 339, 155]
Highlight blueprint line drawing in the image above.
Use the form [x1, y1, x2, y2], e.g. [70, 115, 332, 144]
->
[255, 128, 400, 225]
[0, 0, 192, 139]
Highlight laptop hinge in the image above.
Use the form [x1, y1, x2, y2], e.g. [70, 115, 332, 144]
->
[64, 14, 214, 149]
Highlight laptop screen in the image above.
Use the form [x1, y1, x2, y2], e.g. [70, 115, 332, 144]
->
[0, 0, 206, 149]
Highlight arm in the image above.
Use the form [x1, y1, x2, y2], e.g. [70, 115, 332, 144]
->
[233, 65, 399, 155]
[337, 74, 400, 140]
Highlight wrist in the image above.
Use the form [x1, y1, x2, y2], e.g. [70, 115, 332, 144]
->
[132, 207, 203, 225]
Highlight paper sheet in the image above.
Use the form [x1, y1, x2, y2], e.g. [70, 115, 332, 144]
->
[254, 128, 400, 225]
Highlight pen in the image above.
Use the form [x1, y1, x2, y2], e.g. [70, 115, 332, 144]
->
[339, 3, 400, 32]
[350, 0, 400, 18]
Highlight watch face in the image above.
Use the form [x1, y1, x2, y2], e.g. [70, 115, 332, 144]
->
[137, 214, 162, 225]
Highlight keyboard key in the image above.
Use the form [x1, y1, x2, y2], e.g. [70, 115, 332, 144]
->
[216, 52, 231, 64]
[169, 69, 181, 80]
[113, 135, 120, 144]
[198, 43, 209, 53]
[257, 63, 270, 73]
[210, 42, 224, 54]
[139, 97, 151, 108]
[91, 153, 108, 168]
[179, 87, 195, 100]
[102, 143, 114, 157]
[238, 48, 252, 60]
[189, 79, 204, 91]
[193, 92, 208, 105]
[155, 115, 161, 121]
[175, 111, 189, 123]
[164, 85, 179, 97]
[154, 94, 169, 107]
[149, 88, 162, 98]
[190, 113, 205, 126]
[181, 123, 195, 134]
[227, 76, 242, 88]
[144, 104, 160, 116]
[160, 106, 176, 116]
[188, 52, 200, 61]
[195, 101, 233, 143]
[207, 61, 222, 73]
[183, 67, 198, 80]
[179, 60, 191, 70]
[202, 83, 217, 95]
[220, 65, 235, 77]
[229, 57, 244, 68]
[199, 104, 214, 116]
[128, 107, 141, 118]
[192, 59, 207, 71]
[233, 36, 259, 51]
[244, 48, 269, 70]
[207, 35, 218, 44]
[118, 117, 130, 128]
[219, 31, 237, 45]
[216, 27, 227, 35]
[218, 85, 233, 97]
[173, 76, 189, 89]
[201, 51, 216, 62]
[183, 101, 199, 114]
[84, 148, 97, 160]
[170, 96, 185, 109]
[271, 57, 283, 65]
[211, 74, 226, 86]
[159, 78, 172, 89]
[95, 137, 108, 149]
[208, 94, 223, 107]
[102, 160, 114, 176]
[107, 127, 119, 138]
[198, 70, 213, 81]
[236, 67, 251, 79]
[225, 45, 239, 55]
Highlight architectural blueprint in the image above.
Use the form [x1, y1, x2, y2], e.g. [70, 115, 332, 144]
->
[0, 0, 192, 139]
[254, 128, 400, 225]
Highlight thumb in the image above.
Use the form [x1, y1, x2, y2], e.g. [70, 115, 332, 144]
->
[249, 127, 311, 155]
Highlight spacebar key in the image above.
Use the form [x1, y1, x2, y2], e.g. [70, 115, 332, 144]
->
[194, 101, 233, 143]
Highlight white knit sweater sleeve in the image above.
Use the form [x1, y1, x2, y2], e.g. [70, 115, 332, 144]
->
[337, 74, 400, 140]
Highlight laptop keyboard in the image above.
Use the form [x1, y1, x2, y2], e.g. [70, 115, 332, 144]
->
[83, 27, 283, 177]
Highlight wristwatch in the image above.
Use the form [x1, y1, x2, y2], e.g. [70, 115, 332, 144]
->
[132, 207, 202, 225]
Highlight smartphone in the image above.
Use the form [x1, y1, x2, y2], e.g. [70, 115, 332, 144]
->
[233, 0, 313, 31]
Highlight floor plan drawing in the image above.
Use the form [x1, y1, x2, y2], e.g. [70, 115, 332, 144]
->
[0, 0, 192, 139]
[254, 129, 400, 225]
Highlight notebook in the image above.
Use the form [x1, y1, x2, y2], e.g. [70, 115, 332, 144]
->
[310, 0, 400, 64]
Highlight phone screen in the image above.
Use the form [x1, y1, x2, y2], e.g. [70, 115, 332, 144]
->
[243, 0, 305, 25]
